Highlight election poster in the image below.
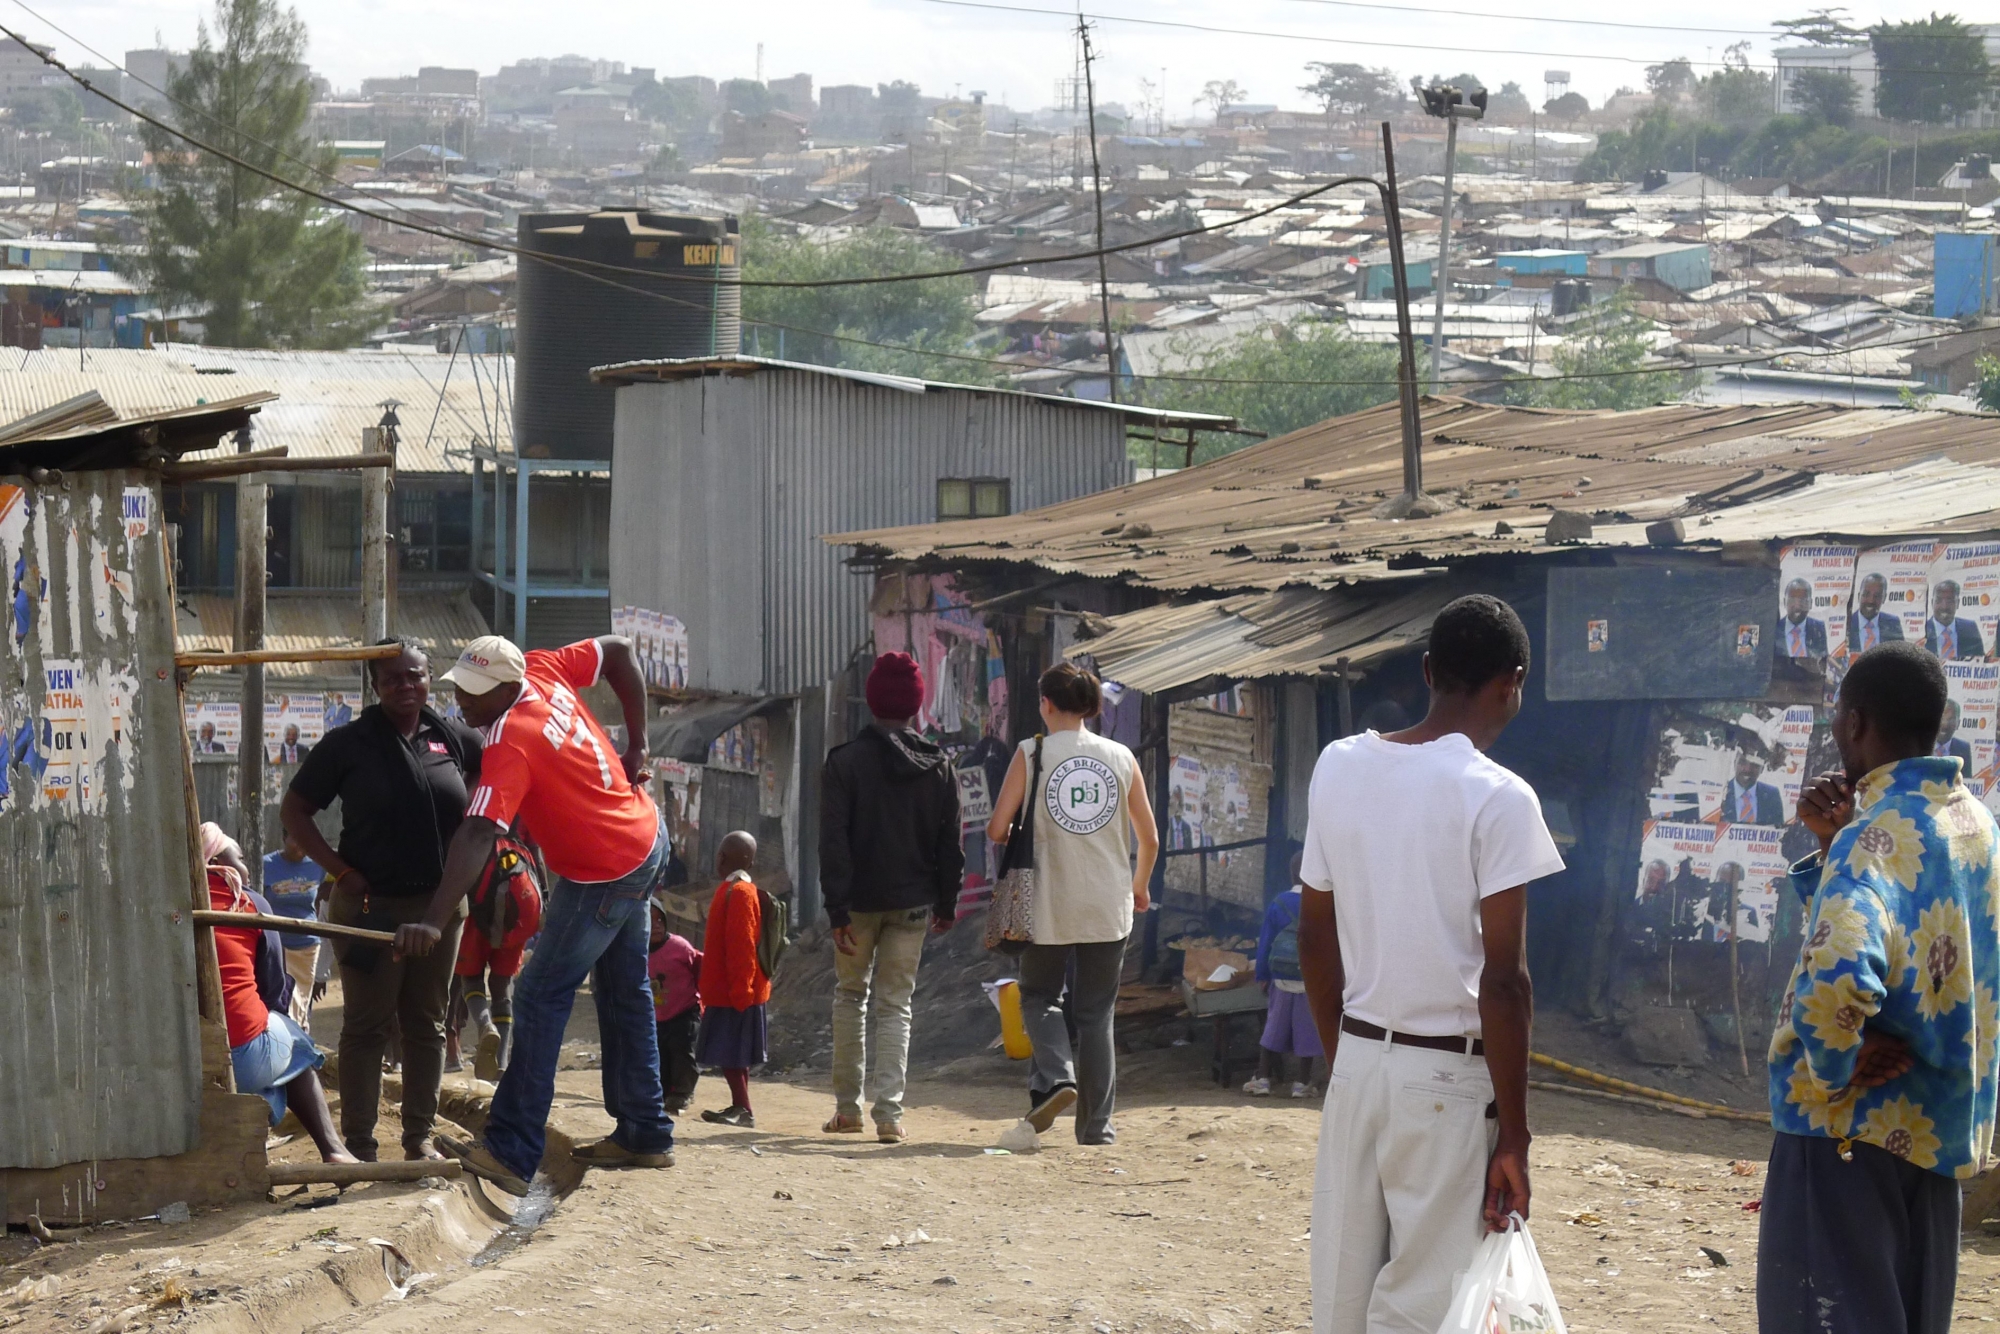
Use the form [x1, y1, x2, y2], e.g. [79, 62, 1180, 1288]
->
[1777, 543, 1856, 659]
[1772, 705, 1816, 823]
[265, 693, 325, 763]
[1929, 542, 2000, 661]
[1942, 660, 2000, 782]
[39, 658, 84, 804]
[1852, 541, 1934, 647]
[614, 605, 692, 690]
[1635, 820, 1717, 899]
[185, 698, 240, 756]
[1167, 753, 1206, 850]
[1711, 823, 1789, 944]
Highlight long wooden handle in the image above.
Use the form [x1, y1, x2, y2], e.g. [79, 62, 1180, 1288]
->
[176, 643, 407, 668]
[268, 1159, 462, 1186]
[191, 909, 396, 945]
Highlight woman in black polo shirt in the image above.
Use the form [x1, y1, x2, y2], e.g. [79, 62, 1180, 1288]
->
[281, 638, 482, 1162]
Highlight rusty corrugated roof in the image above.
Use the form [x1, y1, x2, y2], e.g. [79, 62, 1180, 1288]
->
[831, 398, 2000, 594]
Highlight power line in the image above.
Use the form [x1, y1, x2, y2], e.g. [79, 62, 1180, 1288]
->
[6, 0, 483, 237]
[1275, 0, 1772, 38]
[0, 25, 1394, 295]
[915, 0, 1962, 72]
[3, 25, 1964, 395]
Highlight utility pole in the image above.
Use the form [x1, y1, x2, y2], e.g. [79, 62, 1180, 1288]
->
[1419, 83, 1485, 391]
[234, 422, 267, 892]
[1377, 121, 1439, 518]
[360, 402, 400, 697]
[1078, 15, 1118, 403]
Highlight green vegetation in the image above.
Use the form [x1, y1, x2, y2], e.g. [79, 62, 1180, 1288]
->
[1505, 292, 1682, 411]
[1790, 68, 1859, 128]
[1133, 323, 1401, 460]
[1975, 354, 2000, 412]
[738, 213, 993, 383]
[1299, 63, 1403, 118]
[131, 0, 372, 347]
[1871, 14, 1990, 124]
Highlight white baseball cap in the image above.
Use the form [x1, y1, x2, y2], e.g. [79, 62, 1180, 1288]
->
[440, 635, 526, 696]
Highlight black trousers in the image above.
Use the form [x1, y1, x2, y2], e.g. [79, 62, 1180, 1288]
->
[657, 1006, 701, 1108]
[1757, 1131, 1961, 1334]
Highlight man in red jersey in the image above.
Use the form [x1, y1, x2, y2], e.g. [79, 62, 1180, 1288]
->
[394, 634, 672, 1191]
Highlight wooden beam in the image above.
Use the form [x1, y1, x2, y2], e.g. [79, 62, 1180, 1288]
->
[192, 910, 395, 945]
[267, 1159, 462, 1187]
[176, 643, 406, 669]
[163, 452, 394, 482]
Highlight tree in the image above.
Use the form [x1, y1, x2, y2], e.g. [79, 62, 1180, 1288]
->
[1775, 7, 1866, 45]
[1872, 14, 1990, 124]
[1506, 291, 1679, 410]
[1646, 58, 1696, 101]
[1791, 67, 1859, 125]
[12, 87, 82, 135]
[1544, 91, 1590, 123]
[1698, 45, 1776, 126]
[722, 78, 773, 117]
[1977, 353, 2000, 412]
[1198, 80, 1247, 119]
[738, 214, 990, 383]
[1490, 81, 1533, 119]
[1299, 64, 1400, 119]
[130, 0, 371, 347]
[1134, 322, 1400, 457]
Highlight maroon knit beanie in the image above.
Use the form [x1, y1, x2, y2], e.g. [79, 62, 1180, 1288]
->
[866, 651, 925, 720]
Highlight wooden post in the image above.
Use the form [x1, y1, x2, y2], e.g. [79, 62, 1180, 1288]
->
[234, 426, 267, 892]
[361, 425, 389, 700]
[1336, 657, 1354, 738]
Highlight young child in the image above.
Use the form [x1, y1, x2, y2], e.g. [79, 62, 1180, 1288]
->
[1245, 854, 1324, 1098]
[696, 831, 770, 1128]
[649, 898, 704, 1114]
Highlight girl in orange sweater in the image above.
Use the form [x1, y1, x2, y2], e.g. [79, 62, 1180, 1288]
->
[696, 831, 771, 1127]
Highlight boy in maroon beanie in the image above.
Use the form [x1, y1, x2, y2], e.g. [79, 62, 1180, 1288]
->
[817, 651, 963, 1142]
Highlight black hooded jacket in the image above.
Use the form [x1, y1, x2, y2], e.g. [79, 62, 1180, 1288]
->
[819, 723, 965, 929]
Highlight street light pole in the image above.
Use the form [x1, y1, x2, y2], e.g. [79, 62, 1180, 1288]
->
[1420, 84, 1486, 392]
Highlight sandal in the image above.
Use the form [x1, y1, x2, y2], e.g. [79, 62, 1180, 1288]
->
[876, 1121, 907, 1144]
[823, 1113, 864, 1134]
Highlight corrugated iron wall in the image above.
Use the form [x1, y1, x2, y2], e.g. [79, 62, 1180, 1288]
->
[0, 471, 201, 1169]
[609, 371, 1131, 697]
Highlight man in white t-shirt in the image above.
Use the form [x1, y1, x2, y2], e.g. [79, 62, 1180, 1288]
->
[1298, 594, 1565, 1334]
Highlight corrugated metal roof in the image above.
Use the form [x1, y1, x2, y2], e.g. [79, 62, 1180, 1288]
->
[590, 355, 1240, 429]
[1074, 583, 1457, 692]
[0, 469, 203, 1169]
[830, 399, 2000, 595]
[0, 346, 508, 474]
[177, 590, 493, 679]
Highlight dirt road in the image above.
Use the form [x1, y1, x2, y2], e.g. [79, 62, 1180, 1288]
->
[12, 1000, 2000, 1332]
[315, 1044, 2000, 1334]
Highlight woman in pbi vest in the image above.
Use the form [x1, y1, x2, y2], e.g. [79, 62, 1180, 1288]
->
[986, 662, 1159, 1145]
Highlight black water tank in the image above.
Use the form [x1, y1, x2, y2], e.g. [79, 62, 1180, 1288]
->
[514, 210, 742, 459]
[1552, 278, 1591, 317]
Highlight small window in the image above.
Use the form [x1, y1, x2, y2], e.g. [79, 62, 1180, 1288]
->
[938, 476, 1011, 521]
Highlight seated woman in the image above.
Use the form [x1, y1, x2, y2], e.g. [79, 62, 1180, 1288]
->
[201, 823, 355, 1164]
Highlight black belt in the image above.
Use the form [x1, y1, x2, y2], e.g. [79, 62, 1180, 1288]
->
[1341, 1015, 1484, 1057]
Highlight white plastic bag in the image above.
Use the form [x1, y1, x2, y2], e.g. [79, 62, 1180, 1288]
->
[1435, 1214, 1567, 1334]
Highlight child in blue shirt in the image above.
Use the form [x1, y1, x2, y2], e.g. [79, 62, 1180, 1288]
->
[1245, 855, 1324, 1098]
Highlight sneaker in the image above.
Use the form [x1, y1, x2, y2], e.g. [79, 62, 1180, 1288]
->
[1026, 1084, 1078, 1134]
[701, 1105, 755, 1128]
[876, 1120, 907, 1144]
[1242, 1076, 1272, 1097]
[1290, 1082, 1310, 1099]
[475, 1030, 503, 1083]
[573, 1137, 674, 1169]
[436, 1134, 529, 1197]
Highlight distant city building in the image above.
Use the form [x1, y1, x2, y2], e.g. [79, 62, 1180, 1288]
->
[123, 49, 180, 110]
[720, 109, 807, 158]
[767, 73, 814, 115]
[0, 40, 61, 102]
[417, 66, 480, 98]
[819, 84, 872, 120]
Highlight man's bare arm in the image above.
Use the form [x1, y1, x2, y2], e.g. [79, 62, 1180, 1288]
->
[392, 816, 502, 958]
[596, 635, 651, 785]
[1478, 885, 1533, 1229]
[1298, 887, 1344, 1068]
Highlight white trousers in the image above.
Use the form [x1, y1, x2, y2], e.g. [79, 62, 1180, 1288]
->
[1311, 1034, 1497, 1334]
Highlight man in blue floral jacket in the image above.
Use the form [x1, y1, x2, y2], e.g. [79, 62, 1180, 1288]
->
[1760, 641, 2000, 1334]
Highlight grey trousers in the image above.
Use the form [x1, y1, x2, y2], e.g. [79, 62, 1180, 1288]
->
[1019, 938, 1126, 1144]
[1757, 1131, 1961, 1334]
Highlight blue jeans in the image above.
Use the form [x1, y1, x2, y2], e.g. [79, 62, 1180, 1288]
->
[484, 830, 671, 1178]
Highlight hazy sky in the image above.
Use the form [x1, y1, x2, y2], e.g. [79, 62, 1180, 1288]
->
[38, 0, 1984, 116]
